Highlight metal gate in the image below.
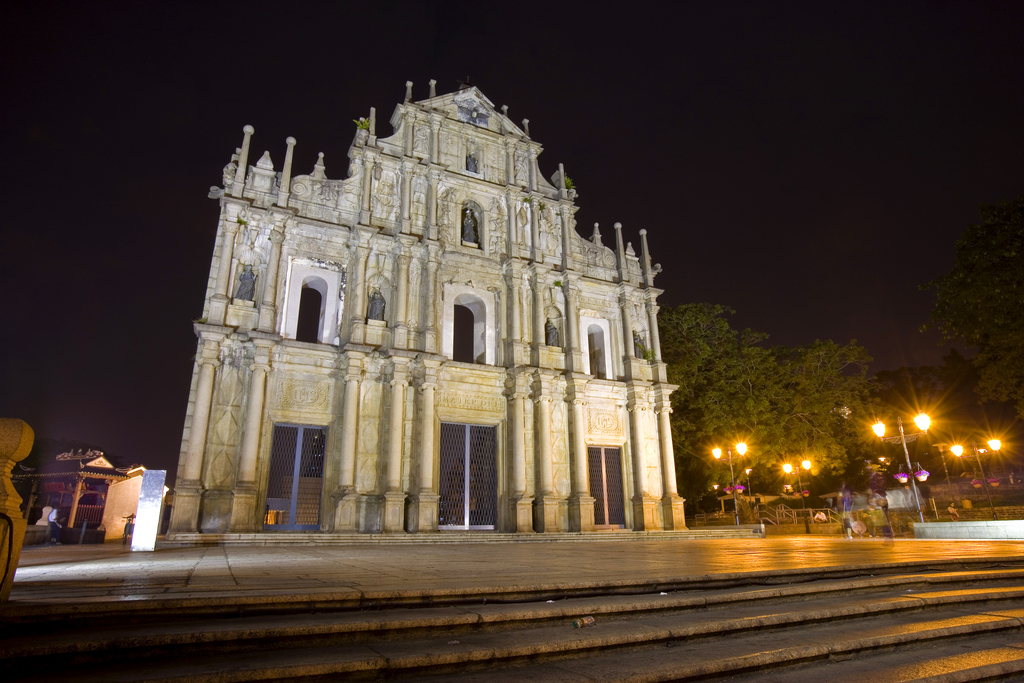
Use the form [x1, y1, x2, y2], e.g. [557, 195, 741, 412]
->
[264, 424, 326, 530]
[588, 446, 625, 528]
[438, 423, 498, 530]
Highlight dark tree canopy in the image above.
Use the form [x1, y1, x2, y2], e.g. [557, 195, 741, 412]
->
[924, 195, 1024, 418]
[659, 303, 876, 503]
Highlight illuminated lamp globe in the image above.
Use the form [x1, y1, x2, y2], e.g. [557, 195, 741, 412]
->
[782, 463, 793, 474]
[736, 442, 748, 455]
[988, 439, 1002, 451]
[872, 422, 886, 437]
[712, 448, 722, 460]
[950, 445, 964, 457]
[802, 460, 812, 471]
[914, 413, 931, 431]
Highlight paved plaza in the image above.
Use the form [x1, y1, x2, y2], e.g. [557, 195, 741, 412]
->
[10, 537, 1024, 607]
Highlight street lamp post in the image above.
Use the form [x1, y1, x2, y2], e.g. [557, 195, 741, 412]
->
[951, 440, 1001, 521]
[872, 414, 929, 524]
[713, 443, 747, 526]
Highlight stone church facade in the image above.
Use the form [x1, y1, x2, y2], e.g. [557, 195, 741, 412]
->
[167, 83, 685, 537]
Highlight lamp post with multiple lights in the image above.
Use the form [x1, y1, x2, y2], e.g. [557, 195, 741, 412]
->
[872, 414, 930, 524]
[950, 440, 1002, 521]
[783, 460, 813, 532]
[713, 443, 747, 526]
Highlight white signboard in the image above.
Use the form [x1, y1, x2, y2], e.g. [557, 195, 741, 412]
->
[131, 470, 166, 552]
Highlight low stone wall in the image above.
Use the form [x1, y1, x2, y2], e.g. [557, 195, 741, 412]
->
[764, 523, 841, 536]
[913, 520, 1024, 540]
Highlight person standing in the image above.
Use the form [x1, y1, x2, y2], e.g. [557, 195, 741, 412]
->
[47, 506, 61, 544]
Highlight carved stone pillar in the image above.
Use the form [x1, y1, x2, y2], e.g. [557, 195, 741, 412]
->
[333, 364, 362, 531]
[400, 160, 413, 228]
[209, 219, 239, 325]
[424, 254, 439, 353]
[258, 222, 285, 333]
[383, 369, 408, 532]
[429, 116, 440, 165]
[360, 152, 374, 224]
[564, 281, 583, 373]
[230, 125, 254, 197]
[658, 406, 686, 530]
[349, 238, 369, 345]
[408, 380, 438, 532]
[229, 347, 270, 532]
[509, 386, 532, 532]
[647, 299, 662, 362]
[532, 384, 561, 532]
[394, 249, 411, 349]
[503, 139, 514, 186]
[426, 171, 438, 240]
[169, 337, 221, 533]
[627, 395, 660, 531]
[527, 147, 538, 192]
[567, 392, 595, 532]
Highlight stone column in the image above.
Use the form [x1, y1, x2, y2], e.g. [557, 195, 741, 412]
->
[509, 387, 532, 532]
[400, 160, 413, 228]
[229, 349, 269, 531]
[349, 238, 369, 344]
[532, 385, 560, 532]
[383, 369, 408, 532]
[209, 219, 239, 325]
[564, 282, 582, 373]
[646, 299, 662, 361]
[230, 125, 254, 197]
[567, 392, 595, 532]
[429, 116, 441, 164]
[559, 206, 572, 272]
[424, 254, 439, 353]
[360, 153, 373, 224]
[527, 147, 538, 192]
[426, 171, 438, 240]
[503, 139, 514, 186]
[530, 199, 540, 262]
[0, 418, 33, 603]
[276, 136, 296, 207]
[169, 337, 221, 533]
[531, 266, 544, 366]
[627, 395, 660, 531]
[333, 364, 362, 531]
[394, 249, 411, 349]
[658, 403, 686, 530]
[408, 380, 439, 532]
[258, 223, 285, 333]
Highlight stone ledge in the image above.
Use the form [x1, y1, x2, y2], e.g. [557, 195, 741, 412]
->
[914, 520, 1024, 539]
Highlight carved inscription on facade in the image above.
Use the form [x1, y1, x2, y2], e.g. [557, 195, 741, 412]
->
[437, 390, 504, 414]
[277, 379, 331, 412]
[586, 407, 622, 437]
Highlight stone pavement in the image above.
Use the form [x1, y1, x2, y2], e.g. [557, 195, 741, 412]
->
[10, 537, 1024, 606]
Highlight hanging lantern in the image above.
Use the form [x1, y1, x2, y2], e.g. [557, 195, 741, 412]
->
[914, 470, 930, 482]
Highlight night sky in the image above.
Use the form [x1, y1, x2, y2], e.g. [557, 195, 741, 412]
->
[2, 2, 1022, 472]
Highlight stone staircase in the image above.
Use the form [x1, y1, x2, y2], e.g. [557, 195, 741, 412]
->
[7, 559, 1024, 681]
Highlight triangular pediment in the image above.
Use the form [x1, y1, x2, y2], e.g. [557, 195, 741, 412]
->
[415, 86, 526, 136]
[85, 455, 115, 469]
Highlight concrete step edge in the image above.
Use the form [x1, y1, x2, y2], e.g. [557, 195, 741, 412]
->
[23, 610, 1024, 682]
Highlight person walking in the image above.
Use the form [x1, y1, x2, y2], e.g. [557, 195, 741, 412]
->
[47, 506, 62, 544]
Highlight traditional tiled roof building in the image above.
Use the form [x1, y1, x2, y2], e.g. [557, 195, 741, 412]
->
[168, 82, 684, 537]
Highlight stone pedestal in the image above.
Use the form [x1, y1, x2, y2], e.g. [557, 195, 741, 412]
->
[513, 495, 534, 532]
[512, 340, 529, 366]
[364, 319, 387, 348]
[533, 495, 563, 533]
[356, 494, 383, 533]
[199, 490, 233, 532]
[168, 484, 202, 533]
[332, 491, 359, 531]
[383, 491, 407, 532]
[407, 492, 439, 532]
[208, 294, 228, 326]
[258, 305, 277, 333]
[662, 495, 687, 530]
[632, 495, 661, 531]
[392, 324, 409, 350]
[225, 301, 257, 331]
[569, 494, 596, 532]
[229, 484, 259, 532]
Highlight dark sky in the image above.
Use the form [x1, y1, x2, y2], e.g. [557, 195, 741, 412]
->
[2, 2, 1022, 472]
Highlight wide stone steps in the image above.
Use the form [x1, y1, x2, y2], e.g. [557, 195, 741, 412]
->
[8, 567, 1024, 681]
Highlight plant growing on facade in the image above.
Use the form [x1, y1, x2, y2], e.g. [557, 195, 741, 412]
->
[353, 118, 370, 130]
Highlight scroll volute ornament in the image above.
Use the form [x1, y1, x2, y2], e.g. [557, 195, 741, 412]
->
[0, 418, 34, 516]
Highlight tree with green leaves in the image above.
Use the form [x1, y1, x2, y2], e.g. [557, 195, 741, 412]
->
[659, 303, 876, 505]
[923, 195, 1024, 419]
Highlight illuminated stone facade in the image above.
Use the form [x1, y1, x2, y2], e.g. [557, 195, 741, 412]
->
[168, 83, 684, 536]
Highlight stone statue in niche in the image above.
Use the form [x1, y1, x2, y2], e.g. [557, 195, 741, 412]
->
[367, 289, 386, 321]
[466, 153, 479, 174]
[462, 206, 478, 243]
[545, 319, 559, 347]
[633, 331, 645, 358]
[235, 264, 256, 301]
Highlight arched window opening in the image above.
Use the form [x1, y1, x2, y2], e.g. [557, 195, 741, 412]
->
[588, 325, 607, 379]
[295, 286, 324, 343]
[453, 305, 476, 362]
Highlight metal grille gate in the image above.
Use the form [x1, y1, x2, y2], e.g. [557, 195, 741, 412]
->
[438, 423, 498, 530]
[264, 424, 326, 530]
[587, 446, 625, 528]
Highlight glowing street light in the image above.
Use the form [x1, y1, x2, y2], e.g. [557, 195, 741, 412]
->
[871, 414, 930, 523]
[782, 463, 793, 474]
[952, 439, 1001, 520]
[712, 443, 748, 526]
